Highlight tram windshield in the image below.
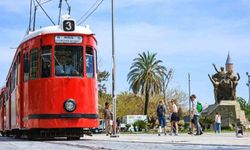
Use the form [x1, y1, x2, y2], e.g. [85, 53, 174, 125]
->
[55, 46, 83, 77]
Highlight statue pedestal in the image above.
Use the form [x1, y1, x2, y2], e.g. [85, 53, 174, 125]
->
[203, 100, 249, 129]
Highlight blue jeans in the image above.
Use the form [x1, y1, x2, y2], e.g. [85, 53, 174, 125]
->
[215, 122, 221, 133]
[193, 115, 202, 134]
[158, 116, 166, 128]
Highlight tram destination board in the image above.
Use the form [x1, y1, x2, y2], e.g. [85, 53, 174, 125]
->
[55, 36, 83, 44]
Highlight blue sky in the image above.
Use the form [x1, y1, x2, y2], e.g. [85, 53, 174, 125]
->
[0, 0, 250, 105]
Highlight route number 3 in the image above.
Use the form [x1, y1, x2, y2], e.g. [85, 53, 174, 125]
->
[63, 20, 75, 31]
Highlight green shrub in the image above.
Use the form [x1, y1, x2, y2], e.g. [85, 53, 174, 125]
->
[133, 120, 147, 131]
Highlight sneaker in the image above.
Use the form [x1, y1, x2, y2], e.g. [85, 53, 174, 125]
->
[188, 132, 193, 135]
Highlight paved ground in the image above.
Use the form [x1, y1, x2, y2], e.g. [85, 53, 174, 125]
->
[0, 132, 249, 150]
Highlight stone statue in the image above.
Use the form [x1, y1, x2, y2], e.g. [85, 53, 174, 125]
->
[212, 64, 226, 81]
[208, 74, 219, 104]
[209, 63, 240, 104]
[231, 73, 240, 100]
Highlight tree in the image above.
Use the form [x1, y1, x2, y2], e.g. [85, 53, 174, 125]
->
[97, 70, 111, 117]
[164, 88, 188, 110]
[116, 92, 144, 117]
[161, 68, 173, 110]
[127, 51, 167, 115]
[97, 70, 110, 96]
[237, 97, 250, 121]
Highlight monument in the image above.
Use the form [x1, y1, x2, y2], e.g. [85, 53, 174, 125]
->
[204, 52, 249, 129]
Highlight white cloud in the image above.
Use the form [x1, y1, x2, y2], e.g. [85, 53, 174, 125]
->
[0, 0, 28, 13]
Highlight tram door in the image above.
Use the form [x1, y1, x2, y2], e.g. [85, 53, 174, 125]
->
[5, 82, 10, 130]
[0, 93, 3, 130]
[10, 61, 18, 129]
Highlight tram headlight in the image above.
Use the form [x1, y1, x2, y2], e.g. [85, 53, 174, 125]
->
[64, 99, 76, 112]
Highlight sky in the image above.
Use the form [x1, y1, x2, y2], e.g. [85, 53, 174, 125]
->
[0, 0, 250, 105]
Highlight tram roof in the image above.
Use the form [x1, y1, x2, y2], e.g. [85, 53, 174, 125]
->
[22, 25, 94, 43]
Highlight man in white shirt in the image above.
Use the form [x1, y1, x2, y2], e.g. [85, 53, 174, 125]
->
[190, 94, 203, 135]
[55, 55, 79, 76]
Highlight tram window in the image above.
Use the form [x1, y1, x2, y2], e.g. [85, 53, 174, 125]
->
[5, 91, 8, 102]
[23, 52, 29, 81]
[17, 52, 20, 64]
[86, 47, 94, 78]
[30, 48, 38, 79]
[55, 46, 83, 77]
[5, 82, 9, 102]
[10, 63, 17, 92]
[0, 95, 2, 107]
[41, 46, 52, 78]
[95, 48, 98, 73]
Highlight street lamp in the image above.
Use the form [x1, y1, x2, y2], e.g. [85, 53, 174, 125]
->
[110, 0, 119, 138]
[246, 72, 250, 105]
[188, 73, 191, 131]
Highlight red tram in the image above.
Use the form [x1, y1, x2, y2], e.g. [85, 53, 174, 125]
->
[0, 17, 99, 139]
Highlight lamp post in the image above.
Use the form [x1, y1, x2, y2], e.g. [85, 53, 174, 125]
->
[246, 72, 250, 105]
[110, 0, 118, 138]
[188, 73, 191, 130]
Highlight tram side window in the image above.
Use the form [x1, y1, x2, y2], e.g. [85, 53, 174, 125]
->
[10, 63, 17, 92]
[0, 95, 2, 108]
[5, 82, 9, 102]
[86, 47, 94, 78]
[41, 46, 52, 78]
[30, 48, 38, 79]
[55, 46, 83, 77]
[23, 52, 29, 81]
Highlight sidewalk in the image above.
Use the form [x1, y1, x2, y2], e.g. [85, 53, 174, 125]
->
[86, 132, 250, 147]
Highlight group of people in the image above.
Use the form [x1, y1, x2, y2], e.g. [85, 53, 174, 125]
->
[156, 99, 179, 136]
[155, 94, 204, 136]
[103, 94, 222, 136]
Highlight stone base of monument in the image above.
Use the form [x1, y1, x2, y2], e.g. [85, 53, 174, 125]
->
[202, 100, 250, 129]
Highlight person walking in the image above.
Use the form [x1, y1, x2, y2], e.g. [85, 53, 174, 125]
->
[188, 110, 195, 135]
[103, 102, 113, 136]
[214, 112, 221, 133]
[156, 100, 166, 136]
[170, 99, 179, 136]
[190, 94, 203, 135]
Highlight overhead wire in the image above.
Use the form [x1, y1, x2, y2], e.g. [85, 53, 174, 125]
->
[77, 0, 100, 24]
[77, 0, 104, 25]
[35, 0, 56, 25]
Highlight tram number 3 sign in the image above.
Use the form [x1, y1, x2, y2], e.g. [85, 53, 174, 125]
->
[63, 20, 75, 31]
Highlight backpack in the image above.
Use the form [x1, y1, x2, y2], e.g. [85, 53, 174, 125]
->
[157, 105, 165, 117]
[197, 101, 203, 113]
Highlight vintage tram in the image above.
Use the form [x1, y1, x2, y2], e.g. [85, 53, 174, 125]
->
[0, 16, 99, 139]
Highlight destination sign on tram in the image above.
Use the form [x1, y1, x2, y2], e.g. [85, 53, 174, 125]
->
[55, 36, 82, 44]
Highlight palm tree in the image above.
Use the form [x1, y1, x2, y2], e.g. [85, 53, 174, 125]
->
[127, 51, 167, 115]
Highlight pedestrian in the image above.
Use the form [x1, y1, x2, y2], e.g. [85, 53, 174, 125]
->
[150, 114, 156, 129]
[190, 94, 203, 135]
[103, 102, 113, 136]
[188, 110, 195, 135]
[170, 99, 179, 136]
[214, 112, 221, 133]
[116, 117, 121, 133]
[156, 100, 166, 136]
